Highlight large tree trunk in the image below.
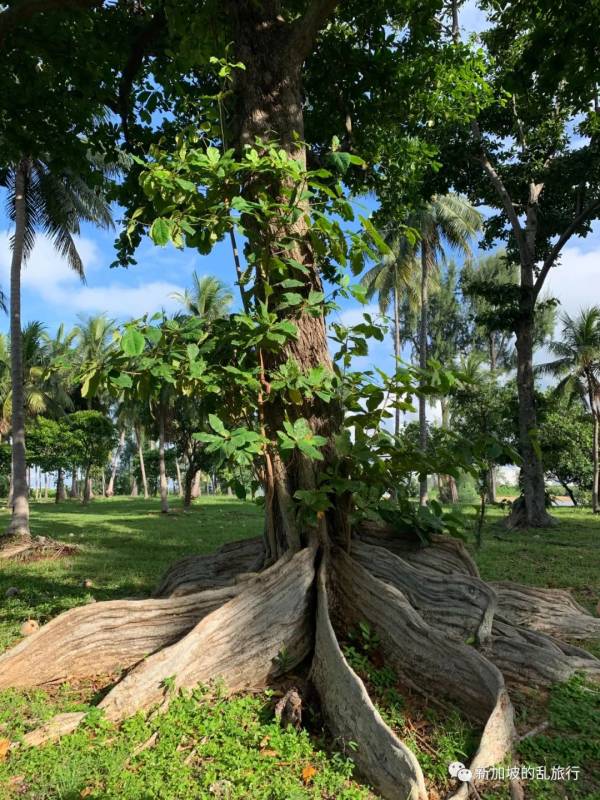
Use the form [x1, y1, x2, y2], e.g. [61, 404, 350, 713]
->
[70, 468, 79, 499]
[106, 429, 125, 498]
[227, 2, 345, 560]
[418, 241, 429, 506]
[5, 159, 30, 541]
[509, 298, 554, 527]
[157, 404, 169, 514]
[82, 466, 92, 505]
[55, 467, 66, 503]
[135, 424, 149, 499]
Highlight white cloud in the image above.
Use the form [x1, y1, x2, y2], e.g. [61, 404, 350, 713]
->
[0, 233, 185, 320]
[545, 244, 600, 320]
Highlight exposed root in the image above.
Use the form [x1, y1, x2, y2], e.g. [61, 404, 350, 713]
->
[22, 546, 316, 745]
[3, 530, 598, 800]
[310, 553, 428, 800]
[492, 581, 600, 640]
[490, 617, 600, 686]
[357, 524, 480, 577]
[332, 548, 515, 800]
[0, 534, 77, 562]
[0, 584, 246, 690]
[153, 536, 264, 597]
[351, 540, 497, 646]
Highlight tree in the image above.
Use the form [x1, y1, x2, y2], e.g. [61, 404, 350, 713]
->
[538, 308, 600, 512]
[3, 6, 599, 796]
[408, 194, 482, 503]
[2, 161, 112, 544]
[26, 416, 80, 503]
[67, 411, 116, 505]
[170, 272, 233, 321]
[442, 1, 600, 527]
[361, 235, 420, 437]
[539, 399, 594, 506]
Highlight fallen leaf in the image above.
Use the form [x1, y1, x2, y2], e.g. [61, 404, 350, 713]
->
[0, 739, 10, 760]
[80, 788, 93, 798]
[260, 749, 278, 757]
[302, 764, 317, 782]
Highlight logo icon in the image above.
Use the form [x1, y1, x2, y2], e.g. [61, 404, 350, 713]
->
[448, 762, 473, 782]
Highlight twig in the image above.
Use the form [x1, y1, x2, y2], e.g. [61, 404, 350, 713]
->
[518, 720, 549, 741]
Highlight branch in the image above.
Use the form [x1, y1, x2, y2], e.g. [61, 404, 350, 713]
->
[0, 0, 102, 43]
[534, 197, 600, 299]
[118, 12, 164, 147]
[471, 121, 531, 265]
[287, 0, 339, 63]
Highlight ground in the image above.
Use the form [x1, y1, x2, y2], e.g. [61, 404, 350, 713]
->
[0, 498, 598, 799]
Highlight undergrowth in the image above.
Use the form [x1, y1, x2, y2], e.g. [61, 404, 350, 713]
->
[341, 622, 479, 796]
[0, 683, 376, 799]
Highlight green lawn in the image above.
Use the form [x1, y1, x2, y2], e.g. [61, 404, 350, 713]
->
[0, 498, 598, 799]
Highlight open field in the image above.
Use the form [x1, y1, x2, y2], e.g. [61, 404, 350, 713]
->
[0, 498, 598, 799]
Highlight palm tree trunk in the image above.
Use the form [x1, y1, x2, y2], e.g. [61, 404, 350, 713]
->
[418, 241, 429, 506]
[175, 458, 184, 498]
[56, 467, 65, 504]
[592, 412, 599, 514]
[6, 159, 31, 538]
[70, 468, 79, 498]
[192, 470, 202, 499]
[135, 425, 149, 499]
[158, 404, 169, 514]
[82, 465, 92, 505]
[393, 285, 401, 439]
[106, 429, 125, 497]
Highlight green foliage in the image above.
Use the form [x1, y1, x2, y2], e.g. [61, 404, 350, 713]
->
[539, 398, 594, 501]
[67, 411, 116, 474]
[0, 686, 373, 799]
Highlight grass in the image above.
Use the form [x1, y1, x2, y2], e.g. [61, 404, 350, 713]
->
[0, 497, 598, 799]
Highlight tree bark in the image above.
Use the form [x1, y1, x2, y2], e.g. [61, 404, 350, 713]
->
[510, 296, 554, 527]
[82, 466, 92, 505]
[191, 469, 201, 498]
[157, 403, 169, 514]
[592, 412, 599, 513]
[106, 429, 125, 497]
[55, 467, 66, 503]
[226, 2, 345, 558]
[418, 240, 429, 506]
[487, 466, 497, 504]
[135, 424, 149, 499]
[174, 458, 184, 498]
[393, 285, 401, 439]
[5, 159, 31, 539]
[70, 468, 79, 498]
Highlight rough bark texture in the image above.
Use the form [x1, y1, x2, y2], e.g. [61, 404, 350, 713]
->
[511, 306, 554, 527]
[418, 242, 429, 506]
[157, 404, 169, 513]
[311, 555, 428, 800]
[5, 159, 30, 539]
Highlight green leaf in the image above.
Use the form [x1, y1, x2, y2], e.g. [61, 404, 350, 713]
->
[208, 414, 227, 436]
[121, 328, 145, 356]
[150, 218, 171, 246]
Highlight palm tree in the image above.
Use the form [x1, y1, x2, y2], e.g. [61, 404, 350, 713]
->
[538, 307, 600, 512]
[410, 194, 483, 504]
[3, 158, 112, 542]
[170, 273, 233, 320]
[361, 235, 422, 438]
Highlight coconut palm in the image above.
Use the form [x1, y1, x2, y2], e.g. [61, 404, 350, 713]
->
[538, 307, 600, 512]
[3, 158, 112, 542]
[170, 273, 233, 320]
[410, 194, 482, 503]
[361, 234, 422, 437]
